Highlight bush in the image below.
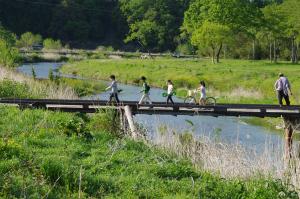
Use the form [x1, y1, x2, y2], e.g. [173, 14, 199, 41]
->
[0, 80, 32, 98]
[43, 38, 62, 50]
[0, 39, 20, 67]
[16, 32, 42, 49]
[88, 109, 122, 137]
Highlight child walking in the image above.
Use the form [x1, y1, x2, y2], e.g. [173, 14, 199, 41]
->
[139, 76, 152, 104]
[166, 80, 174, 104]
[198, 81, 206, 105]
[106, 75, 120, 103]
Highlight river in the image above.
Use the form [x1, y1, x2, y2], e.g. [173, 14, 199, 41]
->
[18, 62, 285, 152]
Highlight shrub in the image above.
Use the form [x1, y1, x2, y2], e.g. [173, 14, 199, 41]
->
[0, 80, 32, 98]
[43, 38, 62, 50]
[0, 39, 20, 67]
[88, 109, 122, 137]
[16, 32, 42, 49]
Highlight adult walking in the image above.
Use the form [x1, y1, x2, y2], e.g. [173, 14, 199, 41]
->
[106, 75, 120, 103]
[274, 73, 292, 106]
[139, 76, 152, 105]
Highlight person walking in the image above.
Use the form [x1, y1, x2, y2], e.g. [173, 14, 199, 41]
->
[106, 75, 120, 103]
[198, 81, 206, 105]
[139, 76, 152, 104]
[166, 80, 175, 104]
[274, 73, 292, 106]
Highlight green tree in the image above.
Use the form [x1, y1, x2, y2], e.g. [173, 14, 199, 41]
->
[280, 0, 300, 63]
[120, 0, 189, 52]
[43, 38, 62, 50]
[0, 25, 19, 67]
[191, 21, 232, 63]
[16, 32, 42, 49]
[256, 3, 286, 63]
[183, 0, 262, 62]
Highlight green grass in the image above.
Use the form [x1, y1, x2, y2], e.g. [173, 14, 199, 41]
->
[59, 78, 106, 97]
[0, 106, 298, 198]
[61, 58, 300, 104]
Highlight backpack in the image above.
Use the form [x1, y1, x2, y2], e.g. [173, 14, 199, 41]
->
[145, 83, 151, 92]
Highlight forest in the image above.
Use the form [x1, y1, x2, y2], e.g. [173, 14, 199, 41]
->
[0, 0, 299, 62]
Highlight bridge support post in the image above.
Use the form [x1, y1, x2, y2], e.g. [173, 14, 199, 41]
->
[124, 105, 138, 139]
[283, 117, 297, 160]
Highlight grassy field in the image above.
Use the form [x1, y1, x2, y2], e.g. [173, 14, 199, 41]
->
[0, 106, 298, 198]
[61, 58, 300, 104]
[0, 62, 299, 197]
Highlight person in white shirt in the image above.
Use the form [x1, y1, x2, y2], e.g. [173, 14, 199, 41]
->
[274, 73, 292, 106]
[198, 81, 206, 105]
[106, 75, 120, 103]
[166, 80, 174, 104]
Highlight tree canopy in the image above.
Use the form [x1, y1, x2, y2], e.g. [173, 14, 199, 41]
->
[0, 0, 299, 62]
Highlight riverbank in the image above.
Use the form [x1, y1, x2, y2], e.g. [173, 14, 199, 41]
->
[1, 63, 299, 197]
[0, 106, 298, 198]
[61, 58, 300, 104]
[0, 66, 77, 99]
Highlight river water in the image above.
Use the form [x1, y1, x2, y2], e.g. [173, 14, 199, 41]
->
[17, 62, 285, 151]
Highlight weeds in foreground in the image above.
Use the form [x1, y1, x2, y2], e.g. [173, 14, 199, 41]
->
[0, 106, 298, 198]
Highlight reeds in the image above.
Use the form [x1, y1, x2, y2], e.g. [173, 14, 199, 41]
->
[147, 124, 300, 191]
[0, 66, 77, 99]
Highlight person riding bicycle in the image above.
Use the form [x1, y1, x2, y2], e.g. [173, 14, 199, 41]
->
[198, 81, 206, 105]
[139, 76, 152, 105]
[166, 80, 175, 104]
[105, 75, 120, 103]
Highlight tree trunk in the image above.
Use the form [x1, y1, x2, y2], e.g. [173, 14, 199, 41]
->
[269, 42, 273, 63]
[216, 43, 223, 63]
[296, 41, 299, 64]
[252, 40, 256, 60]
[211, 47, 215, 64]
[291, 37, 296, 63]
[274, 40, 277, 63]
[223, 44, 226, 59]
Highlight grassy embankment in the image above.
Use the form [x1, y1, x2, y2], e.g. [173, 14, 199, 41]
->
[2, 106, 298, 198]
[0, 65, 299, 198]
[61, 58, 300, 104]
[61, 58, 300, 130]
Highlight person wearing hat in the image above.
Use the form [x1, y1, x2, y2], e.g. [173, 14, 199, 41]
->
[274, 73, 292, 106]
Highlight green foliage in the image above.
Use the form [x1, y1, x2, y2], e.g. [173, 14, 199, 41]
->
[31, 66, 36, 79]
[0, 80, 31, 98]
[0, 39, 19, 67]
[120, 0, 188, 51]
[16, 32, 42, 49]
[48, 68, 54, 81]
[0, 106, 298, 198]
[43, 38, 62, 50]
[191, 21, 233, 62]
[60, 78, 106, 97]
[0, 26, 19, 67]
[88, 109, 122, 137]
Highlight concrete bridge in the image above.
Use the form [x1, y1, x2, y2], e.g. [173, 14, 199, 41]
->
[1, 98, 299, 158]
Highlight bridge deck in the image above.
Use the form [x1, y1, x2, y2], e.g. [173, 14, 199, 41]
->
[0, 99, 299, 118]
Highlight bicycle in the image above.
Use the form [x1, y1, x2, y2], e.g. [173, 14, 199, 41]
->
[184, 89, 216, 106]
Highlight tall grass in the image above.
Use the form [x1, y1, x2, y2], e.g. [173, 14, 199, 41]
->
[0, 66, 77, 99]
[0, 106, 298, 198]
[148, 123, 300, 194]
